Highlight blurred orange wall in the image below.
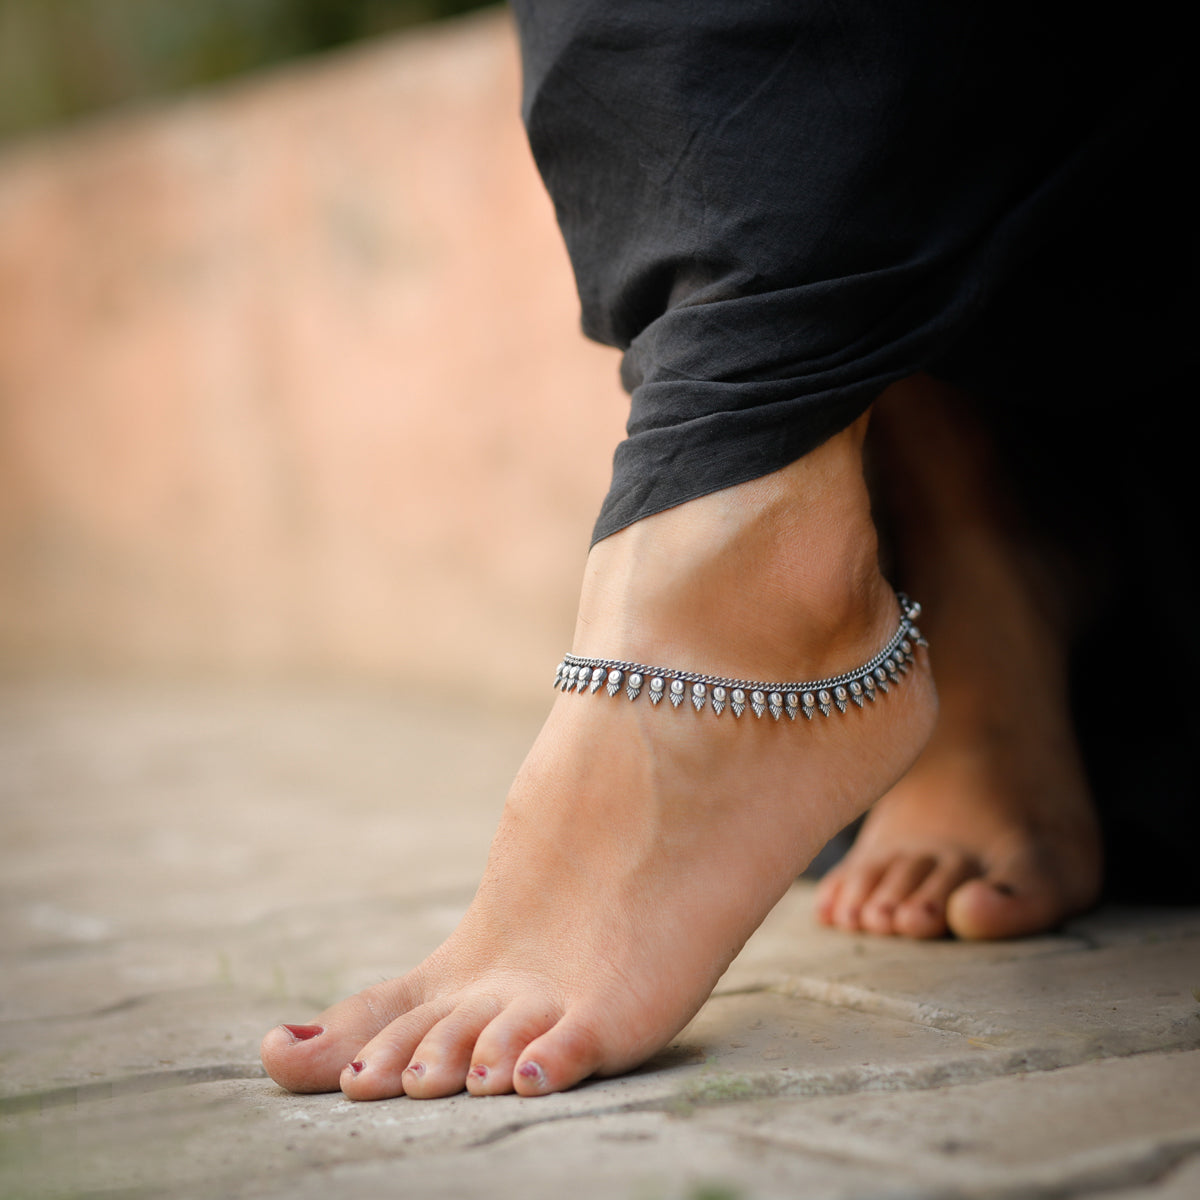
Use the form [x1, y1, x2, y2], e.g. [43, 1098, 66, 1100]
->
[0, 9, 627, 701]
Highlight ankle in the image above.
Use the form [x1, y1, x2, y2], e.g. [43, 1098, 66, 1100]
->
[574, 420, 897, 679]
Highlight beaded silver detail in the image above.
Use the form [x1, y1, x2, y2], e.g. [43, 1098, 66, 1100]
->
[553, 595, 926, 723]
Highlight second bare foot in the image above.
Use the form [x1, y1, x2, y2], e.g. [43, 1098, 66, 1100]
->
[817, 378, 1102, 941]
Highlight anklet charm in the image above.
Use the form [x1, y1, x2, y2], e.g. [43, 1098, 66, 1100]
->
[553, 596, 926, 721]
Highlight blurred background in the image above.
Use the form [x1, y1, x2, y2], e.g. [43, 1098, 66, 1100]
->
[0, 1, 496, 138]
[0, 1, 627, 703]
[1, 0, 491, 139]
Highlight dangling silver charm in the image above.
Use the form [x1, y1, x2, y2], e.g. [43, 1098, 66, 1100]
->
[552, 591, 925, 730]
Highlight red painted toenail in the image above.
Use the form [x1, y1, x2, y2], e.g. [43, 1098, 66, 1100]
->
[518, 1061, 546, 1088]
[468, 1065, 488, 1080]
[347, 1061, 365, 1076]
[282, 1024, 323, 1042]
[405, 1061, 426, 1078]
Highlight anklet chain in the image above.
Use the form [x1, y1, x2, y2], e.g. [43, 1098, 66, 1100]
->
[554, 595, 926, 721]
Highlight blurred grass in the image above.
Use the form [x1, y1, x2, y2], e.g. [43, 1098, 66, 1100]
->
[0, 0, 493, 139]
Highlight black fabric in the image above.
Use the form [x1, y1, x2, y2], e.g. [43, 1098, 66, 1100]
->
[510, 1, 1189, 544]
[509, 2, 1198, 896]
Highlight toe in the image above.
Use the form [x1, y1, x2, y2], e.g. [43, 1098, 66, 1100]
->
[401, 996, 506, 1099]
[946, 877, 1052, 940]
[892, 852, 978, 938]
[858, 854, 937, 935]
[814, 868, 845, 925]
[339, 997, 456, 1101]
[466, 995, 560, 1095]
[513, 1010, 606, 1097]
[945, 846, 1090, 940]
[828, 858, 888, 930]
[261, 975, 423, 1094]
[946, 875, 1071, 940]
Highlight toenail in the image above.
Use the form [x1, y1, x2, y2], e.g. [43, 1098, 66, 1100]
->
[347, 1061, 365, 1076]
[405, 1061, 426, 1078]
[468, 1064, 488, 1081]
[518, 1061, 546, 1089]
[281, 1024, 323, 1043]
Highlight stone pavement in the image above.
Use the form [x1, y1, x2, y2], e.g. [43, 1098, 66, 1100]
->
[2, 679, 1198, 1200]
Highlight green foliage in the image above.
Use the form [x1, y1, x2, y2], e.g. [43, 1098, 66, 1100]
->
[0, 0, 494, 138]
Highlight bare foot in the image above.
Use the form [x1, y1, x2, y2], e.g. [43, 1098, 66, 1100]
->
[816, 378, 1102, 940]
[261, 416, 936, 1099]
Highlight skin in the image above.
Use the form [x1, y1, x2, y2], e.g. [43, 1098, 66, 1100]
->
[261, 413, 939, 1099]
[816, 376, 1102, 938]
[262, 376, 1106, 1099]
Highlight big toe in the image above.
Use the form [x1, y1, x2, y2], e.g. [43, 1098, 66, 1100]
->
[261, 977, 420, 1093]
[944, 848, 1094, 940]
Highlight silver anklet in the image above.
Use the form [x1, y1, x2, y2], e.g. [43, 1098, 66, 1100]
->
[553, 595, 926, 721]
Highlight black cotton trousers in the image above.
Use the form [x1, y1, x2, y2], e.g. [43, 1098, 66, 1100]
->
[510, 1, 1197, 897]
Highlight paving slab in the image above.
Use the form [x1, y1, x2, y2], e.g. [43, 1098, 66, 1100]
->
[694, 1050, 1200, 1194]
[2, 680, 1199, 1200]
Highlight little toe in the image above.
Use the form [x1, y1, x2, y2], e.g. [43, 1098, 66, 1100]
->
[859, 855, 937, 935]
[513, 1011, 608, 1097]
[401, 996, 507, 1099]
[814, 868, 846, 925]
[892, 853, 978, 939]
[339, 997, 456, 1101]
[261, 975, 423, 1094]
[828, 859, 889, 931]
[466, 996, 562, 1096]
